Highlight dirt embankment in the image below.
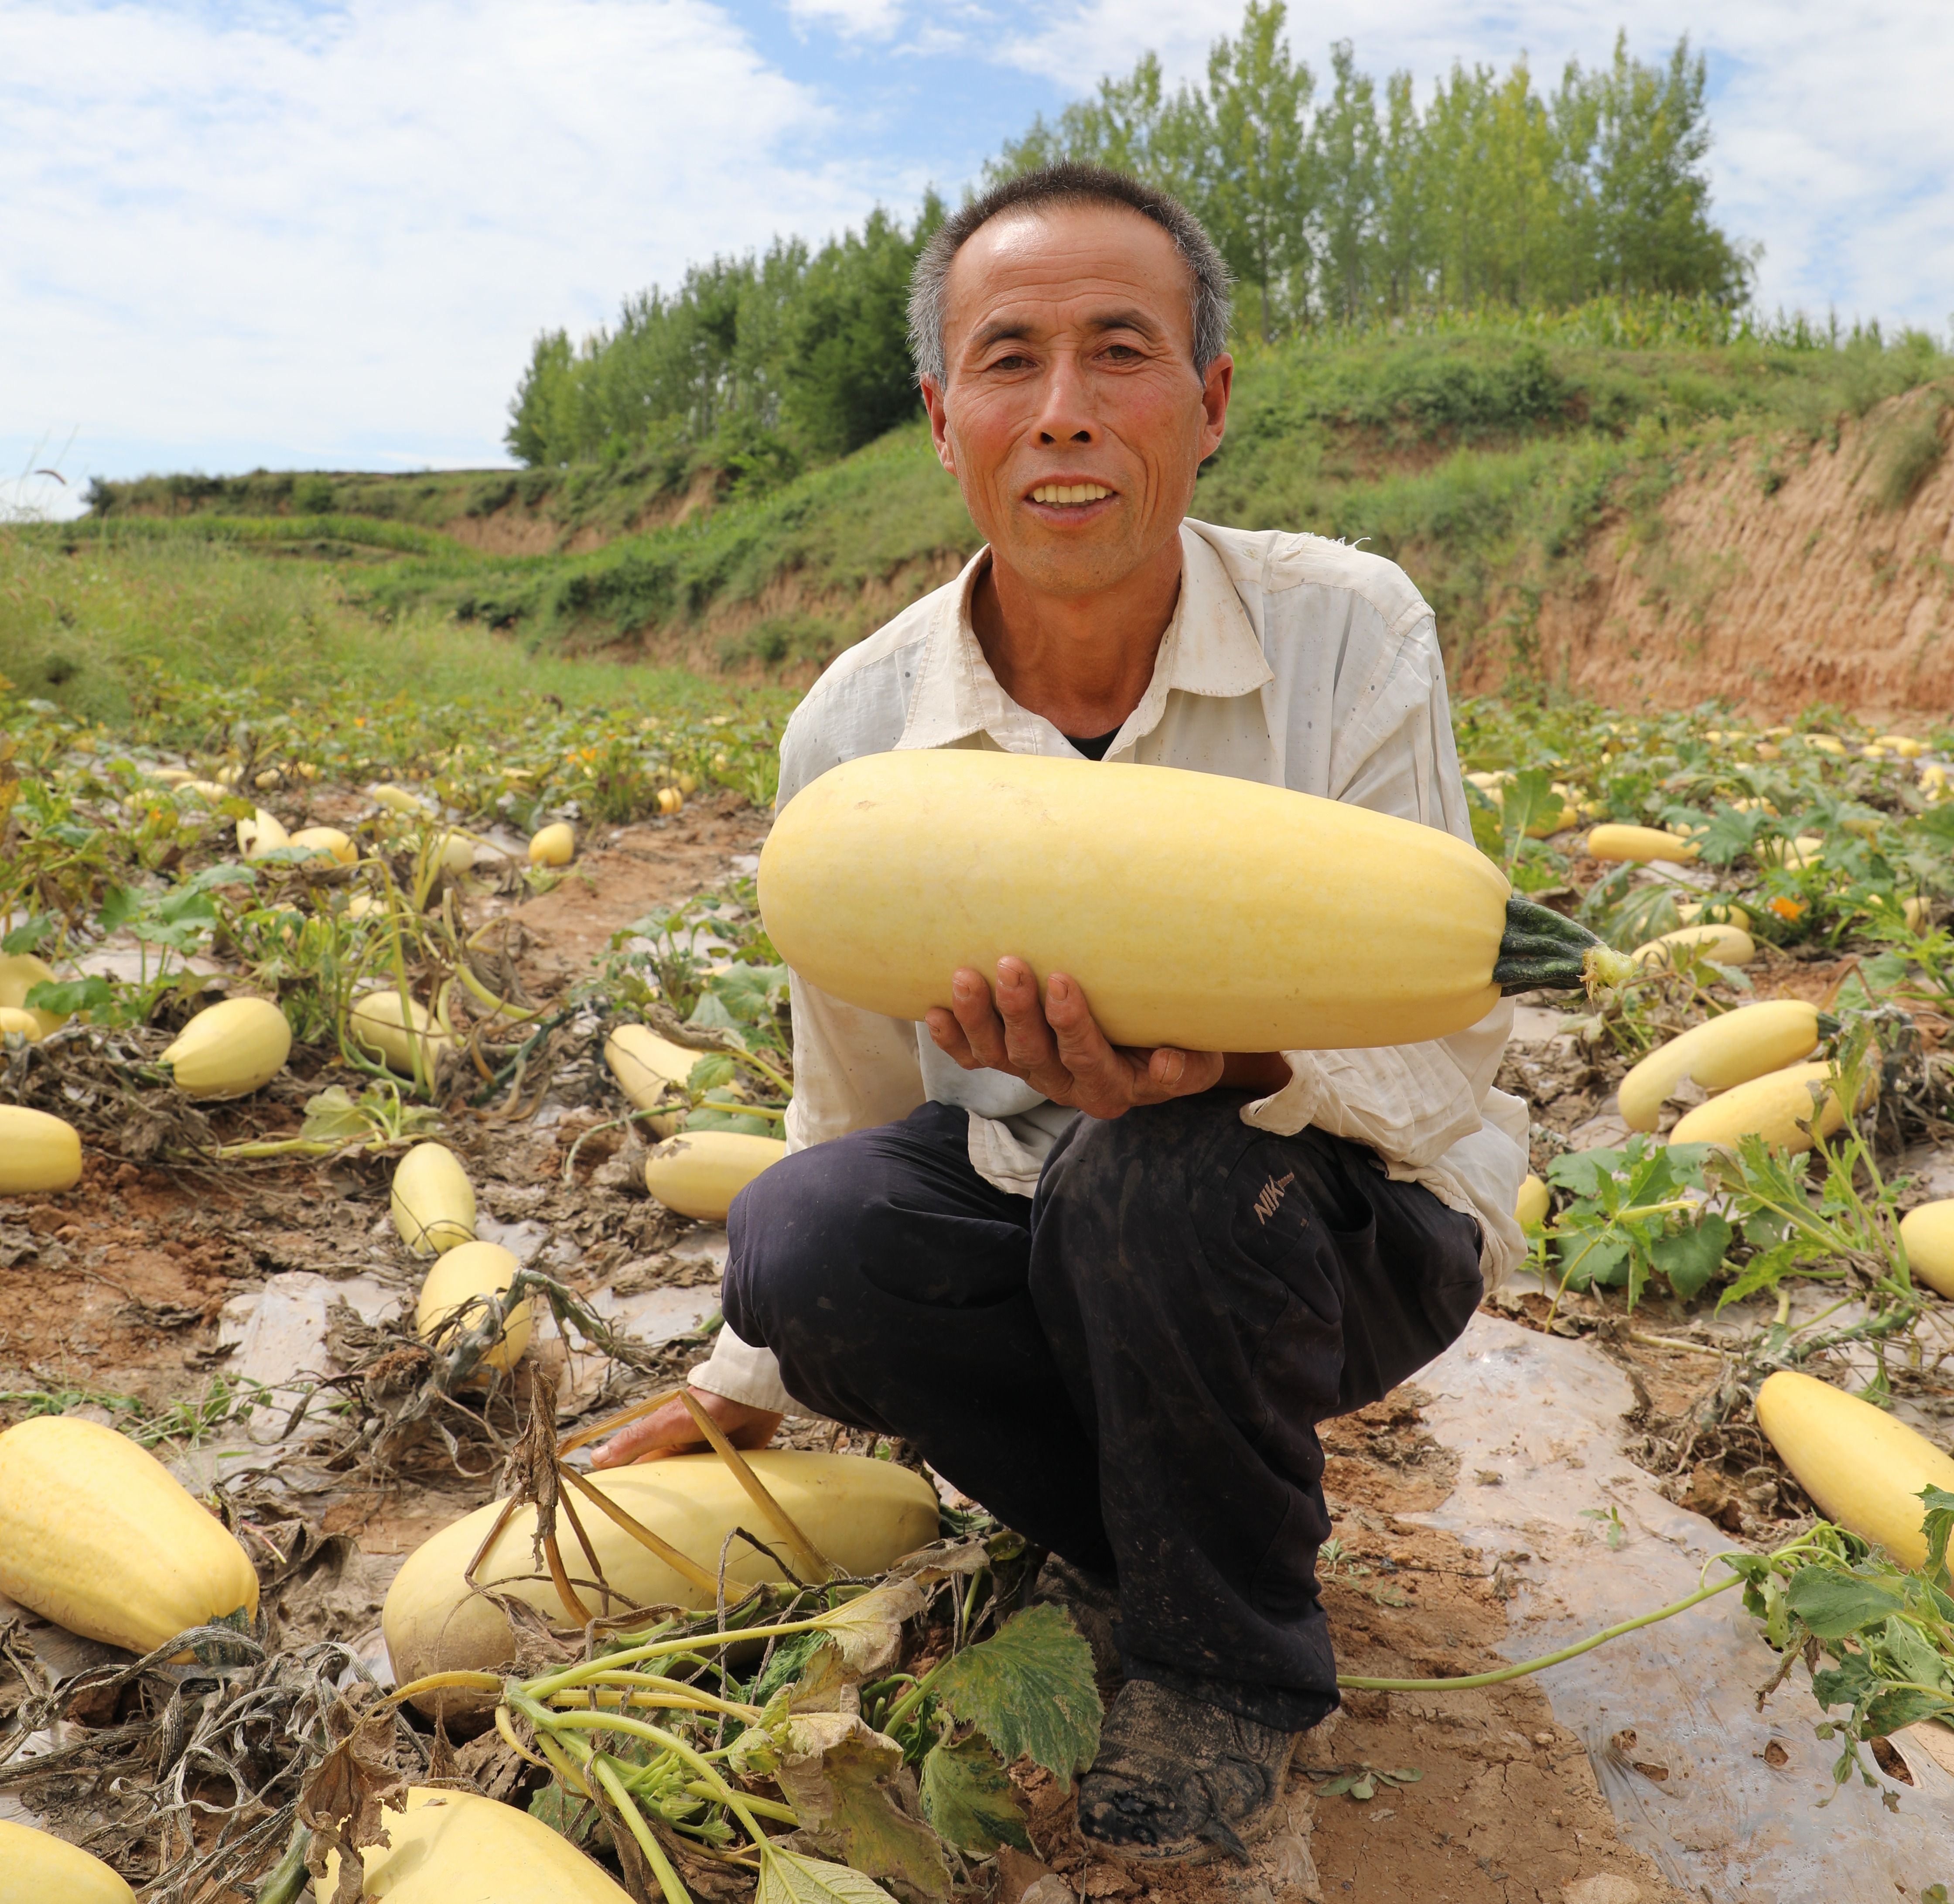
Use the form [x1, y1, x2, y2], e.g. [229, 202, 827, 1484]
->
[1464, 391, 1954, 720]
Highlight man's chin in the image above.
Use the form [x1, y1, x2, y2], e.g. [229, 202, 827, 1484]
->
[994, 525, 1154, 596]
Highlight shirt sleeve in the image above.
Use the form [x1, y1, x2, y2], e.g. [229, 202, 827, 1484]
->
[1247, 602, 1527, 1281]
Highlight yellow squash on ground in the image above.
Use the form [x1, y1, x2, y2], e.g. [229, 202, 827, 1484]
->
[383, 1451, 940, 1713]
[319, 1788, 632, 1901]
[236, 808, 290, 858]
[528, 820, 576, 866]
[288, 824, 357, 865]
[605, 1023, 699, 1135]
[1755, 1371, 1954, 1568]
[0, 1417, 259, 1653]
[0, 1819, 136, 1904]
[643, 1131, 786, 1222]
[1899, 1200, 1954, 1299]
[0, 1006, 44, 1040]
[1584, 824, 1700, 865]
[0, 1108, 83, 1194]
[1676, 900, 1751, 931]
[1618, 1001, 1823, 1133]
[1514, 1173, 1550, 1227]
[1667, 1058, 1865, 1152]
[1631, 923, 1756, 969]
[349, 989, 454, 1077]
[160, 996, 292, 1100]
[415, 1241, 530, 1371]
[390, 1142, 477, 1256]
[761, 750, 1525, 1051]
[0, 951, 67, 1037]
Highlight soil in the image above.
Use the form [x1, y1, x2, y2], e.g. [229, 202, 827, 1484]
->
[1460, 390, 1954, 722]
[0, 806, 1795, 1903]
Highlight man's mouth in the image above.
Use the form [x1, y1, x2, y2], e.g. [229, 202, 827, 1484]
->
[1028, 483, 1113, 506]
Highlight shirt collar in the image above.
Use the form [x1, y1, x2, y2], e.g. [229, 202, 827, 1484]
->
[896, 522, 1274, 756]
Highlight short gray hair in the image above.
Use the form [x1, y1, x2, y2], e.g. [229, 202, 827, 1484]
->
[907, 162, 1233, 387]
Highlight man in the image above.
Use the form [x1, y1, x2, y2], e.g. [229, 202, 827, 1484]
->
[594, 162, 1527, 1863]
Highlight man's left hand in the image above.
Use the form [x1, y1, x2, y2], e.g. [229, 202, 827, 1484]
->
[926, 956, 1284, 1121]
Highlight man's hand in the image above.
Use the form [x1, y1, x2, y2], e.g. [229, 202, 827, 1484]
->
[589, 1386, 784, 1469]
[926, 956, 1246, 1120]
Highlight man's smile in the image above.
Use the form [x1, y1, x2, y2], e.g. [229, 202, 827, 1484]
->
[1027, 482, 1116, 509]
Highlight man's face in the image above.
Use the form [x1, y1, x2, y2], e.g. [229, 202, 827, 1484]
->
[922, 203, 1232, 598]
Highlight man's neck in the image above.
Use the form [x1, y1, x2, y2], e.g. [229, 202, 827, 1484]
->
[970, 532, 1183, 739]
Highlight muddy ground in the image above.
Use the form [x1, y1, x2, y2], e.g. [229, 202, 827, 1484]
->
[9, 796, 1938, 1904]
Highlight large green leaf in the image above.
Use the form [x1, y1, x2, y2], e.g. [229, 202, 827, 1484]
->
[1786, 1567, 1906, 1641]
[930, 1603, 1101, 1781]
[919, 1733, 1032, 1855]
[1862, 1685, 1954, 1737]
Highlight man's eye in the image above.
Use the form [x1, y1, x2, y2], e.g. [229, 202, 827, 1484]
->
[988, 353, 1034, 371]
[1103, 344, 1142, 361]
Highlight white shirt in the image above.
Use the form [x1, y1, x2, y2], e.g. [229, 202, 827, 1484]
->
[691, 519, 1529, 1413]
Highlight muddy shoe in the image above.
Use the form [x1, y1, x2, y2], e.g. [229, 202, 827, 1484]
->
[1030, 1554, 1123, 1699]
[1076, 1678, 1302, 1864]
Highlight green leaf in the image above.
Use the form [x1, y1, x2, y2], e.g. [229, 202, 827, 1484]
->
[1920, 1487, 1954, 1588]
[683, 1106, 778, 1137]
[1, 916, 57, 954]
[771, 1716, 949, 1899]
[918, 1733, 1032, 1855]
[24, 975, 114, 1016]
[99, 885, 141, 932]
[1875, 1616, 1951, 1696]
[528, 1779, 596, 1846]
[687, 990, 741, 1035]
[930, 1603, 1102, 1781]
[1650, 1212, 1732, 1298]
[685, 1053, 737, 1092]
[758, 1849, 900, 1904]
[1788, 1568, 1906, 1641]
[295, 1086, 377, 1144]
[1862, 1686, 1954, 1737]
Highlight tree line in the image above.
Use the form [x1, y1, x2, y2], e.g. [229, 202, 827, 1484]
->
[507, 3, 1752, 471]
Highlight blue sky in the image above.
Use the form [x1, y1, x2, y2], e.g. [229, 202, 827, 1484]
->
[4, 0, 1952, 515]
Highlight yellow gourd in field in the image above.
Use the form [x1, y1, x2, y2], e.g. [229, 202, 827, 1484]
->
[348, 989, 454, 1077]
[1631, 923, 1756, 969]
[390, 1142, 477, 1256]
[1756, 1371, 1954, 1569]
[160, 996, 292, 1100]
[605, 1023, 698, 1135]
[288, 824, 356, 865]
[0, 1006, 44, 1040]
[415, 1241, 530, 1371]
[528, 820, 575, 866]
[0, 951, 67, 1037]
[236, 808, 289, 857]
[383, 1451, 940, 1713]
[1667, 1059, 1866, 1153]
[318, 1788, 632, 1901]
[0, 1108, 83, 1194]
[1899, 1200, 1954, 1299]
[1802, 734, 1846, 755]
[1583, 824, 1701, 865]
[1676, 900, 1751, 932]
[1878, 735, 1926, 759]
[366, 781, 428, 814]
[0, 1417, 259, 1654]
[1618, 1002, 1823, 1133]
[1514, 1173, 1550, 1227]
[760, 751, 1623, 1053]
[643, 1131, 786, 1222]
[0, 1820, 136, 1904]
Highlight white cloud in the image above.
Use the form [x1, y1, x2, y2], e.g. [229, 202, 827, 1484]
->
[0, 0, 892, 481]
[786, 0, 906, 38]
[991, 0, 1954, 331]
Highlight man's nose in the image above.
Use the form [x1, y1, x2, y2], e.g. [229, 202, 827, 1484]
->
[1032, 352, 1095, 446]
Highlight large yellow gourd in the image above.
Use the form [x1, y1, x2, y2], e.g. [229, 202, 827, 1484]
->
[0, 1107, 83, 1194]
[0, 1417, 259, 1654]
[0, 951, 67, 1037]
[1899, 1200, 1954, 1299]
[383, 1451, 939, 1713]
[759, 750, 1510, 1051]
[643, 1131, 786, 1222]
[1584, 824, 1700, 865]
[391, 1141, 477, 1256]
[348, 989, 454, 1076]
[1630, 923, 1756, 969]
[1756, 1371, 1954, 1568]
[1667, 1059, 1863, 1153]
[0, 1819, 136, 1904]
[1514, 1173, 1550, 1227]
[160, 996, 292, 1100]
[605, 1023, 698, 1136]
[320, 1788, 632, 1901]
[1617, 1002, 1823, 1133]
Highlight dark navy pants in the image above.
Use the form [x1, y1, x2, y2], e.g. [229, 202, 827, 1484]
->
[724, 1094, 1482, 1730]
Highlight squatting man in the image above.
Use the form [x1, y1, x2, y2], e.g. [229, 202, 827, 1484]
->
[593, 163, 1525, 1864]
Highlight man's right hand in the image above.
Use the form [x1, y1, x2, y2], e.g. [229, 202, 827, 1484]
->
[589, 1386, 784, 1468]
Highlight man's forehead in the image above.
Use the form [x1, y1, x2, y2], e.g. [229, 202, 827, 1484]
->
[943, 205, 1193, 340]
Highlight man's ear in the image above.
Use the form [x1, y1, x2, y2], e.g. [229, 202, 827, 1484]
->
[921, 375, 958, 477]
[1199, 352, 1233, 461]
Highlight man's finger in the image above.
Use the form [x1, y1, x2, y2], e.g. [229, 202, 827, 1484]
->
[590, 1397, 703, 1467]
[1043, 973, 1128, 1094]
[925, 1006, 980, 1069]
[994, 957, 1064, 1080]
[948, 968, 1014, 1070]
